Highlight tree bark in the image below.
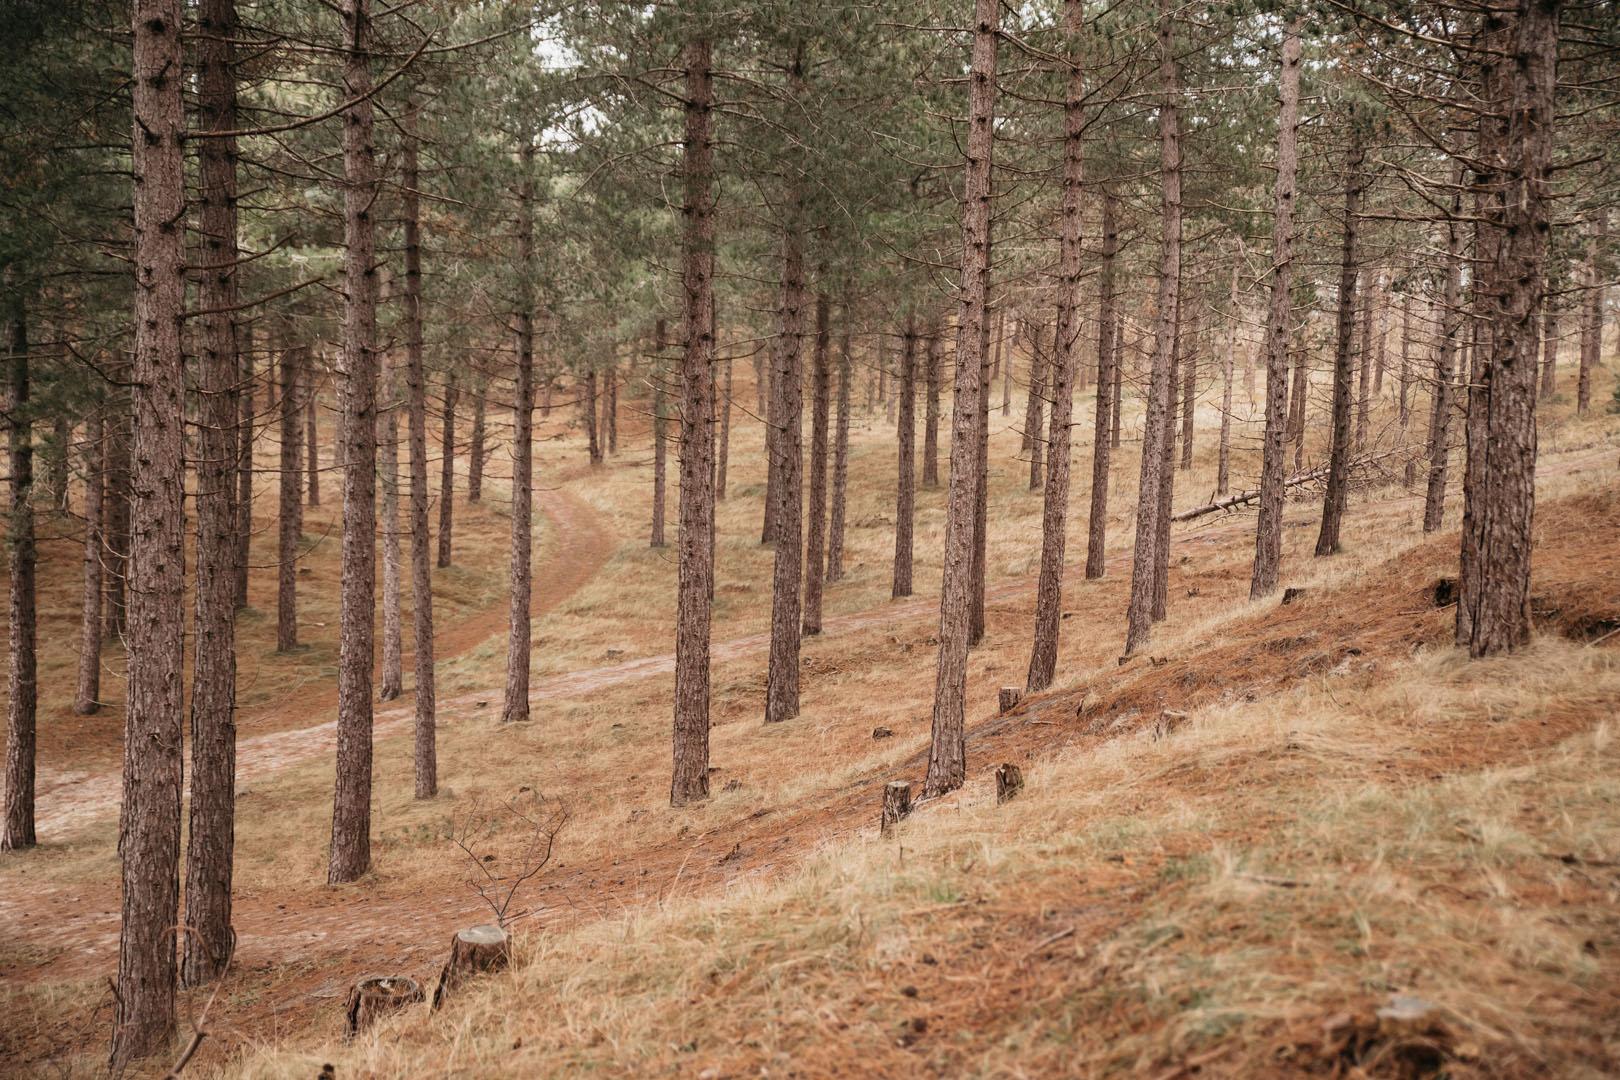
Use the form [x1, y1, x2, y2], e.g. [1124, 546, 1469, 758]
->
[893, 319, 918, 598]
[103, 401, 130, 640]
[75, 412, 104, 715]
[1085, 186, 1119, 580]
[968, 287, 991, 647]
[923, 326, 941, 487]
[1023, 319, 1046, 488]
[379, 360, 402, 701]
[1458, 0, 1559, 657]
[604, 360, 618, 455]
[584, 368, 600, 464]
[827, 320, 852, 583]
[403, 96, 436, 798]
[4, 297, 37, 850]
[1217, 253, 1238, 496]
[1576, 211, 1605, 414]
[277, 346, 303, 652]
[437, 371, 457, 567]
[1314, 121, 1365, 559]
[1179, 314, 1196, 470]
[306, 365, 320, 506]
[651, 318, 668, 545]
[1153, 338, 1180, 623]
[1424, 168, 1465, 533]
[764, 197, 806, 725]
[1249, 20, 1301, 600]
[925, 0, 997, 798]
[183, 0, 242, 985]
[328, 0, 379, 886]
[803, 294, 831, 636]
[671, 38, 715, 806]
[1123, 0, 1182, 655]
[1400, 294, 1415, 485]
[113, 0, 187, 1058]
[431, 925, 510, 1010]
[503, 139, 537, 726]
[466, 382, 485, 502]
[1539, 307, 1558, 401]
[1026, 0, 1085, 693]
[1356, 272, 1374, 452]
[235, 328, 253, 607]
[717, 357, 732, 500]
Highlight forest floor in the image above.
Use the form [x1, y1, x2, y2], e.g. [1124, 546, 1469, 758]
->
[2, 360, 1618, 1078]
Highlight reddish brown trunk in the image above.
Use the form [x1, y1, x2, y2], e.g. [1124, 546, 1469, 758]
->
[1179, 316, 1196, 470]
[403, 96, 435, 798]
[4, 297, 37, 850]
[893, 320, 918, 598]
[1315, 122, 1365, 559]
[1576, 212, 1605, 414]
[1424, 168, 1465, 533]
[234, 328, 252, 608]
[803, 294, 831, 636]
[1153, 338, 1180, 623]
[437, 372, 457, 567]
[826, 321, 851, 583]
[764, 203, 806, 725]
[604, 361, 618, 454]
[503, 141, 537, 725]
[74, 410, 105, 715]
[379, 361, 403, 702]
[651, 319, 668, 545]
[306, 366, 320, 506]
[276, 346, 303, 652]
[717, 357, 732, 500]
[584, 369, 601, 465]
[1539, 307, 1558, 401]
[1085, 186, 1120, 580]
[467, 383, 485, 502]
[922, 327, 941, 487]
[103, 402, 130, 640]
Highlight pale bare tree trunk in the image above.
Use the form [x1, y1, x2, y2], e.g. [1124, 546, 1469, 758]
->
[826, 321, 851, 583]
[1124, 0, 1182, 655]
[403, 97, 435, 799]
[925, 0, 996, 799]
[671, 39, 715, 806]
[75, 411, 104, 715]
[466, 383, 485, 502]
[113, 0, 186, 1058]
[1249, 20, 1301, 600]
[437, 372, 457, 567]
[764, 198, 807, 725]
[651, 319, 668, 544]
[1424, 170, 1465, 533]
[4, 297, 37, 850]
[923, 327, 941, 487]
[1085, 187, 1119, 580]
[379, 362, 403, 701]
[1458, 0, 1559, 657]
[893, 319, 917, 598]
[328, 0, 379, 887]
[503, 141, 538, 726]
[803, 295, 831, 636]
[183, 0, 241, 986]
[277, 347, 303, 652]
[1315, 123, 1365, 559]
[1026, 0, 1085, 693]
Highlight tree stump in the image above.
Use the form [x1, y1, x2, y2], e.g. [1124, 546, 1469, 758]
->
[998, 687, 1022, 714]
[344, 975, 424, 1037]
[872, 726, 894, 739]
[1281, 587, 1307, 605]
[995, 763, 1024, 804]
[880, 781, 912, 836]
[432, 924, 512, 1010]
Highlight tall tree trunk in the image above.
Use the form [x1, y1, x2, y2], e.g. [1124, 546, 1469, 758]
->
[762, 334, 780, 545]
[4, 296, 37, 850]
[671, 38, 715, 805]
[717, 357, 732, 499]
[968, 289, 991, 647]
[1288, 348, 1308, 472]
[1022, 319, 1046, 485]
[437, 372, 457, 567]
[183, 0, 241, 986]
[764, 199, 807, 725]
[1355, 271, 1374, 451]
[466, 383, 485, 502]
[1249, 20, 1301, 599]
[234, 329, 253, 607]
[277, 346, 303, 652]
[503, 141, 538, 726]
[1539, 306, 1558, 400]
[1085, 186, 1119, 580]
[1314, 121, 1365, 559]
[1153, 338, 1180, 623]
[113, 0, 186, 1059]
[604, 361, 618, 454]
[584, 368, 601, 464]
[1027, 0, 1085, 693]
[379, 363, 402, 701]
[48, 416, 69, 512]
[1424, 169, 1465, 533]
[1179, 315, 1196, 470]
[75, 411, 104, 715]
[925, 0, 996, 799]
[1576, 211, 1605, 414]
[403, 96, 435, 798]
[1217, 254, 1238, 496]
[104, 401, 130, 640]
[803, 294, 831, 636]
[893, 319, 918, 598]
[1458, 0, 1559, 657]
[826, 320, 851, 583]
[1001, 309, 1013, 416]
[306, 366, 320, 506]
[1123, 0, 1182, 655]
[651, 318, 668, 545]
[923, 327, 941, 487]
[1400, 294, 1415, 485]
[327, 0, 379, 887]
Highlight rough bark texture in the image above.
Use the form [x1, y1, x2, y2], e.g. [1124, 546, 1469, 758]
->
[103, 402, 130, 640]
[925, 0, 996, 798]
[671, 39, 715, 806]
[113, 0, 187, 1059]
[4, 298, 36, 850]
[893, 320, 918, 598]
[235, 330, 253, 607]
[306, 367, 320, 505]
[1153, 341, 1180, 623]
[277, 347, 303, 652]
[1314, 123, 1365, 559]
[1026, 0, 1085, 693]
[404, 97, 436, 799]
[1458, 0, 1559, 657]
[1249, 21, 1301, 600]
[604, 362, 618, 454]
[803, 295, 831, 636]
[437, 372, 456, 567]
[1023, 320, 1046, 488]
[1179, 322, 1196, 470]
[651, 319, 668, 545]
[328, 0, 379, 887]
[503, 142, 537, 726]
[379, 363, 403, 702]
[764, 201, 806, 725]
[431, 925, 510, 1010]
[184, 0, 242, 979]
[1400, 294, 1415, 485]
[466, 383, 485, 502]
[1124, 0, 1182, 655]
[1424, 170, 1465, 533]
[968, 290, 991, 647]
[1085, 187, 1119, 580]
[584, 369, 600, 465]
[923, 328, 941, 487]
[826, 323, 851, 582]
[1539, 307, 1558, 401]
[717, 357, 732, 500]
[1355, 273, 1374, 452]
[1217, 255, 1238, 496]
[74, 412, 104, 715]
[1576, 211, 1605, 414]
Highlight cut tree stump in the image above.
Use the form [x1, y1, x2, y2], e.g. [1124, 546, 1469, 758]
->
[432, 924, 512, 1010]
[872, 726, 894, 739]
[995, 763, 1024, 804]
[1281, 587, 1307, 605]
[998, 687, 1022, 714]
[344, 975, 424, 1037]
[881, 781, 912, 836]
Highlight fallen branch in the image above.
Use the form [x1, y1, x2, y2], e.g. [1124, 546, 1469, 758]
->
[1173, 449, 1404, 523]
